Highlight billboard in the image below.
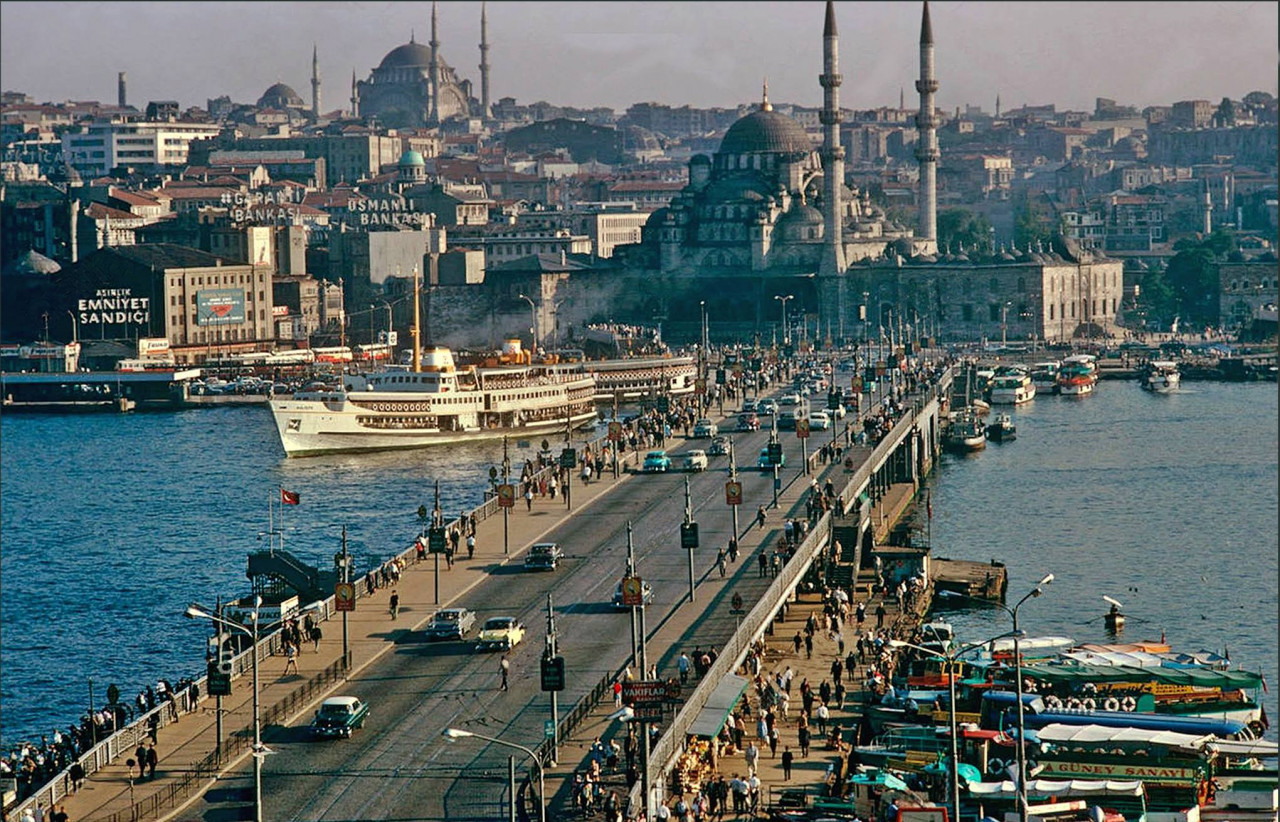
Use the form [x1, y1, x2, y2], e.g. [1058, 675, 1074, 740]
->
[197, 290, 247, 326]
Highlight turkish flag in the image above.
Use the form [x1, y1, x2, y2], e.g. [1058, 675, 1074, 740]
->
[281, 488, 301, 505]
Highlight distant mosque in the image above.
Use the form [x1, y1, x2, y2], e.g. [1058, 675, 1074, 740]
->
[350, 0, 492, 128]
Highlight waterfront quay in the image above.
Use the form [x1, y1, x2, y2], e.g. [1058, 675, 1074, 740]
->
[13, 358, 953, 822]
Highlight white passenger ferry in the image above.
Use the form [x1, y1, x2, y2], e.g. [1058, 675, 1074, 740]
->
[269, 346, 597, 457]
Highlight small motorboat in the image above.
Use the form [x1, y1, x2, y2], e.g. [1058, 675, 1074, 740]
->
[945, 411, 987, 452]
[1140, 360, 1181, 393]
[986, 413, 1016, 442]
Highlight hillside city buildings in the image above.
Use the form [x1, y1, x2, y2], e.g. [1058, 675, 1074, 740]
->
[2, 1, 1276, 365]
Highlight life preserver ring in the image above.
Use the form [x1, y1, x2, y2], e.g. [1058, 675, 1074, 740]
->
[988, 758, 1007, 775]
[1103, 697, 1120, 712]
[1066, 697, 1082, 710]
[1082, 698, 1096, 711]
[1121, 696, 1137, 712]
[1083, 683, 1098, 695]
[1023, 679, 1038, 693]
[1044, 695, 1062, 709]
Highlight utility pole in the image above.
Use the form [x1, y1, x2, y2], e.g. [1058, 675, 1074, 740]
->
[546, 593, 559, 764]
[502, 436, 510, 554]
[683, 476, 696, 604]
[339, 531, 350, 662]
[613, 391, 621, 479]
[729, 438, 740, 538]
[564, 404, 572, 511]
[215, 597, 224, 755]
[626, 522, 639, 670]
[770, 416, 781, 509]
[433, 480, 442, 603]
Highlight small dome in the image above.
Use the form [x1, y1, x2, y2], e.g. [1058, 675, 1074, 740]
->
[719, 108, 814, 155]
[775, 202, 825, 242]
[399, 150, 426, 167]
[2, 249, 61, 277]
[378, 41, 434, 69]
[258, 82, 304, 109]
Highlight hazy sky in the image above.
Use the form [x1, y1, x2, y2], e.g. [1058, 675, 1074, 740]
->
[2, 2, 1276, 115]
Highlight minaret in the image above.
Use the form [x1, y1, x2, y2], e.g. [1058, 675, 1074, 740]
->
[117, 72, 127, 108]
[479, 1, 491, 117]
[311, 44, 322, 117]
[914, 1, 939, 244]
[351, 69, 359, 118]
[1201, 179, 1213, 234]
[995, 92, 1001, 118]
[429, 0, 441, 123]
[818, 0, 846, 278]
[900, 87, 905, 111]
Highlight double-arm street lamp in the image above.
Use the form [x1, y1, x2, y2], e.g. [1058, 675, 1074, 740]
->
[891, 629, 1021, 822]
[941, 573, 1054, 822]
[442, 728, 546, 822]
[774, 294, 794, 345]
[185, 597, 267, 822]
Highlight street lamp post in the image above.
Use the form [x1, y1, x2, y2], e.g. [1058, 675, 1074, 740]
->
[442, 728, 545, 822]
[518, 294, 538, 357]
[774, 294, 794, 345]
[66, 310, 79, 344]
[1002, 301, 1012, 349]
[940, 573, 1054, 822]
[891, 630, 1019, 822]
[185, 597, 266, 822]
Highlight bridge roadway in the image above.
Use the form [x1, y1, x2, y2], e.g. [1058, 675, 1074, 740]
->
[184, 400, 834, 821]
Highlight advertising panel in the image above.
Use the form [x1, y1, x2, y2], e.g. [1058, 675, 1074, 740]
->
[197, 289, 247, 326]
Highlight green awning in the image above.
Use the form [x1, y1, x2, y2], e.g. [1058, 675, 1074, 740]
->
[688, 674, 749, 738]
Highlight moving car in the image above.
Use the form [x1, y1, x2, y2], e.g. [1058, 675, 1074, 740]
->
[683, 450, 708, 472]
[525, 542, 563, 571]
[642, 450, 672, 473]
[707, 436, 731, 456]
[311, 696, 369, 739]
[757, 446, 786, 470]
[808, 411, 832, 430]
[757, 399, 777, 416]
[611, 578, 655, 609]
[741, 399, 758, 413]
[737, 413, 760, 432]
[477, 616, 526, 651]
[693, 418, 718, 438]
[424, 607, 477, 641]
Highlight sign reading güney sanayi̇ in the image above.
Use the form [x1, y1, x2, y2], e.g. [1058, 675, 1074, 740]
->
[197, 290, 247, 325]
[77, 288, 150, 326]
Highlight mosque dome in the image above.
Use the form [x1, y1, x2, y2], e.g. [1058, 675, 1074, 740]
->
[378, 41, 434, 69]
[775, 201, 824, 242]
[719, 107, 814, 155]
[258, 82, 304, 109]
[399, 150, 426, 167]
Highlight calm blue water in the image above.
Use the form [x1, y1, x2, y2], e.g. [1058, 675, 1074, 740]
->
[917, 380, 1279, 741]
[2, 382, 1276, 747]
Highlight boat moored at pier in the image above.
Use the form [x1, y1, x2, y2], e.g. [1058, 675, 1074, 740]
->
[1030, 361, 1061, 395]
[988, 369, 1036, 405]
[1058, 354, 1098, 396]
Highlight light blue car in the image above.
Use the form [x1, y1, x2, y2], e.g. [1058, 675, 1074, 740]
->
[643, 450, 672, 473]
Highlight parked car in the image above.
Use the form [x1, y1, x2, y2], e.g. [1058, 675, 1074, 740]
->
[424, 607, 477, 641]
[737, 413, 760, 432]
[476, 616, 526, 651]
[808, 411, 832, 430]
[642, 450, 672, 473]
[692, 418, 718, 438]
[707, 436, 731, 456]
[311, 696, 369, 739]
[525, 542, 563, 571]
[611, 578, 655, 610]
[757, 446, 786, 470]
[683, 450, 708, 472]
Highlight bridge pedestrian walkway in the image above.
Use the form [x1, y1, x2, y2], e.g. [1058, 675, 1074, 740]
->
[59, 445, 656, 822]
[540, 434, 928, 820]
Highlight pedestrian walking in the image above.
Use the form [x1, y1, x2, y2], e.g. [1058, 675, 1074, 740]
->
[466, 534, 475, 560]
[716, 548, 727, 578]
[283, 641, 299, 675]
[793, 632, 802, 654]
[525, 488, 534, 510]
[145, 742, 158, 779]
[135, 743, 148, 779]
[758, 552, 768, 578]
[389, 590, 400, 619]
[875, 602, 886, 628]
[310, 622, 323, 651]
[756, 506, 766, 529]
[499, 655, 510, 691]
[781, 746, 794, 780]
[804, 634, 814, 659]
[798, 724, 811, 757]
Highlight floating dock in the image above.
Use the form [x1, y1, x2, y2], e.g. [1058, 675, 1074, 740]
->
[930, 556, 1008, 601]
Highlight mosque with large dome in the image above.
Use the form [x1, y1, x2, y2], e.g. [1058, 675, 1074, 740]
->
[352, 1, 490, 128]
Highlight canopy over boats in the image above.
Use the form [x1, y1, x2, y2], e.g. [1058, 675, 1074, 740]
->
[1024, 663, 1264, 689]
[967, 778, 1145, 798]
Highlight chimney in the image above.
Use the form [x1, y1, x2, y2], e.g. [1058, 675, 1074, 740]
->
[118, 72, 127, 108]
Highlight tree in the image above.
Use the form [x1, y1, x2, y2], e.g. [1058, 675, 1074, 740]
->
[1214, 97, 1235, 128]
[1136, 268, 1176, 329]
[1013, 201, 1058, 250]
[937, 208, 994, 255]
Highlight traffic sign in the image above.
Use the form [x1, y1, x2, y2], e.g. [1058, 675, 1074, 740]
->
[680, 521, 699, 549]
[620, 576, 645, 607]
[496, 483, 516, 508]
[715, 368, 726, 385]
[695, 378, 706, 395]
[827, 390, 842, 410]
[428, 526, 447, 553]
[796, 418, 810, 440]
[767, 441, 783, 464]
[206, 666, 232, 696]
[607, 421, 623, 442]
[335, 582, 356, 611]
[850, 377, 863, 393]
[632, 704, 664, 721]
[725, 481, 743, 506]
[544, 719, 557, 739]
[773, 475, 782, 491]
[540, 655, 566, 692]
[622, 681, 669, 705]
[559, 448, 577, 469]
[657, 396, 670, 413]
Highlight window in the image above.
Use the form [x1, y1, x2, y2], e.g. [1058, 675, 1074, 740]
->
[989, 304, 1001, 321]
[962, 304, 973, 322]
[989, 277, 999, 292]
[1017, 277, 1026, 293]
[1050, 304, 1055, 320]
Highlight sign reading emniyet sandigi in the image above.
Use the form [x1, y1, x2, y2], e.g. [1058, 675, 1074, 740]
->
[197, 290, 247, 326]
[77, 288, 150, 326]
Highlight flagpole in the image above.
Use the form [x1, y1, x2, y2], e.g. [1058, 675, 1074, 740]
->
[269, 488, 275, 556]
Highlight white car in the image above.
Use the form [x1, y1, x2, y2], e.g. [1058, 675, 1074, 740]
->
[808, 411, 832, 430]
[683, 450, 708, 472]
[831, 404, 846, 420]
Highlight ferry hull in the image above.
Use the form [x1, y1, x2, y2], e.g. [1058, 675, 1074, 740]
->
[1059, 380, 1095, 396]
[271, 405, 599, 457]
[990, 385, 1037, 405]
